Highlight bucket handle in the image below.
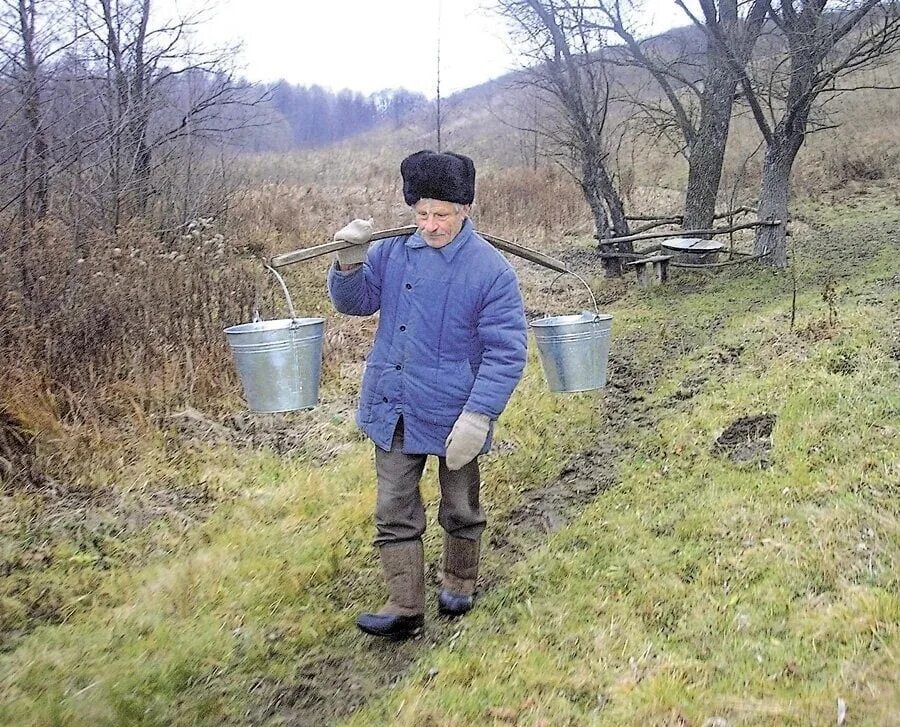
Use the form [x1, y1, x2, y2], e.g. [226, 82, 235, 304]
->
[262, 264, 299, 320]
[547, 270, 600, 316]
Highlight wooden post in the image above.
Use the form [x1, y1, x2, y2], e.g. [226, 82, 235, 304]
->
[653, 257, 670, 285]
[625, 255, 672, 288]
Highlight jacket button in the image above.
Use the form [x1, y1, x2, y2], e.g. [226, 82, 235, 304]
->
[382, 396, 388, 403]
[395, 364, 402, 370]
[399, 325, 406, 332]
[405, 283, 412, 289]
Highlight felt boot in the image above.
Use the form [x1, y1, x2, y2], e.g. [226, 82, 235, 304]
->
[356, 539, 425, 640]
[438, 533, 480, 617]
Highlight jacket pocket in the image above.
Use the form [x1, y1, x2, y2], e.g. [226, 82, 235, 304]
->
[410, 359, 475, 426]
[357, 359, 381, 423]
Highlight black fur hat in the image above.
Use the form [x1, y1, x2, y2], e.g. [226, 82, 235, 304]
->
[401, 150, 476, 206]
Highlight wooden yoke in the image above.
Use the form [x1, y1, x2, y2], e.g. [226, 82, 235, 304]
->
[269, 226, 574, 276]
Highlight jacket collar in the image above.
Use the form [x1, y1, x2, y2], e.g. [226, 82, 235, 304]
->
[405, 218, 474, 262]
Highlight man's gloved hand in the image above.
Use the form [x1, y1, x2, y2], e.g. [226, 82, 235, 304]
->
[333, 218, 374, 267]
[445, 411, 491, 471]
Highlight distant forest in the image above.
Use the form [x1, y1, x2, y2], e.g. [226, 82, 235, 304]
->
[265, 83, 429, 148]
[0, 0, 436, 237]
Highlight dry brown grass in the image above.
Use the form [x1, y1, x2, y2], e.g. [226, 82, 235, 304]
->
[0, 217, 260, 473]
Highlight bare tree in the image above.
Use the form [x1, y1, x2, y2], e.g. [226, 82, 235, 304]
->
[0, 0, 59, 228]
[677, 0, 900, 266]
[0, 0, 70, 290]
[69, 0, 261, 232]
[0, 0, 270, 268]
[497, 0, 632, 276]
[595, 0, 767, 231]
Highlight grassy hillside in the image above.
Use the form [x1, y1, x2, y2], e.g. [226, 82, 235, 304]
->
[1, 182, 896, 725]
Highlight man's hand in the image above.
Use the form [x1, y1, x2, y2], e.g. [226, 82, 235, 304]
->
[334, 218, 374, 268]
[445, 411, 491, 470]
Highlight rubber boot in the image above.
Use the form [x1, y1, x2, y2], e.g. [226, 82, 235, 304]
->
[356, 539, 425, 640]
[438, 533, 480, 617]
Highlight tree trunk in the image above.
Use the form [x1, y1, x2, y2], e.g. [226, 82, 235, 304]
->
[581, 140, 632, 277]
[683, 63, 736, 231]
[598, 164, 633, 271]
[582, 155, 625, 277]
[133, 124, 152, 214]
[755, 132, 802, 268]
[581, 170, 618, 276]
[597, 163, 629, 238]
[583, 180, 610, 240]
[18, 0, 49, 225]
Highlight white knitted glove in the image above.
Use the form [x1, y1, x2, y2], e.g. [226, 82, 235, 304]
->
[333, 218, 374, 267]
[445, 411, 491, 470]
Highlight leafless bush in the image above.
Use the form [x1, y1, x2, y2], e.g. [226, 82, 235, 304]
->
[0, 215, 264, 424]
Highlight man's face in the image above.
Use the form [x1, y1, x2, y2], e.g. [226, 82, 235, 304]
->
[414, 199, 469, 248]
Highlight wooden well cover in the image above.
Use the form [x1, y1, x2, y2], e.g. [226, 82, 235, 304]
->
[661, 237, 725, 253]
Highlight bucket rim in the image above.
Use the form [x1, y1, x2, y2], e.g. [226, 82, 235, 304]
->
[530, 310, 612, 327]
[224, 317, 325, 334]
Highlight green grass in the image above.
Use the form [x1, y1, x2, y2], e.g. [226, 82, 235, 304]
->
[1, 192, 897, 725]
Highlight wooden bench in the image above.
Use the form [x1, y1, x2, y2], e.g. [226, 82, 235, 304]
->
[625, 254, 673, 287]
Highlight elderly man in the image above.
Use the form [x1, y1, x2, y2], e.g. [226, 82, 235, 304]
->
[328, 150, 527, 640]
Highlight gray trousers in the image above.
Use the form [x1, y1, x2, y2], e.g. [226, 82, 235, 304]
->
[374, 419, 486, 546]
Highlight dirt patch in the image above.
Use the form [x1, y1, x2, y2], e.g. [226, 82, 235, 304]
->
[712, 413, 776, 469]
[487, 341, 663, 569]
[667, 370, 710, 403]
[250, 645, 432, 725]
[2, 447, 217, 646]
[247, 591, 508, 724]
[826, 349, 859, 375]
[250, 658, 370, 724]
[165, 405, 357, 463]
[794, 318, 839, 343]
[4, 467, 215, 540]
[490, 442, 621, 562]
[715, 343, 745, 365]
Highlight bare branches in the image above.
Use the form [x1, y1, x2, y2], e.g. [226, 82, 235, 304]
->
[0, 0, 269, 243]
[592, 1, 699, 147]
[593, 0, 767, 230]
[674, 0, 774, 143]
[496, 0, 632, 274]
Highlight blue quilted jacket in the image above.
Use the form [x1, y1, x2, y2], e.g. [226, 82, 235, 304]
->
[327, 218, 527, 454]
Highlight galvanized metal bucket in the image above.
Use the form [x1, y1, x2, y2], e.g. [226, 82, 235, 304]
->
[530, 272, 612, 392]
[224, 266, 324, 413]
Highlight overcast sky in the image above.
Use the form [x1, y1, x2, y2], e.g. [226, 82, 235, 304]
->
[164, 0, 687, 98]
